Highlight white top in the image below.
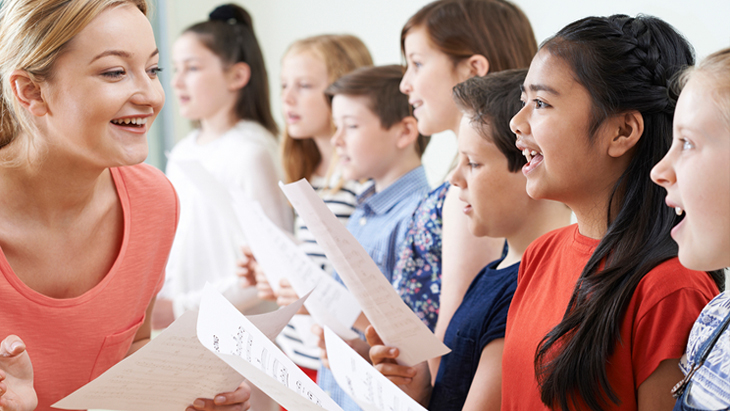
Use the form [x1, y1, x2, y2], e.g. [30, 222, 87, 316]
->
[160, 120, 293, 317]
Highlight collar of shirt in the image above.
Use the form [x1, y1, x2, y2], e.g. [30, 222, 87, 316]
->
[355, 166, 429, 216]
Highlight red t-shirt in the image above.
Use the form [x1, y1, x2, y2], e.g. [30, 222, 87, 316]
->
[502, 224, 719, 411]
[0, 164, 178, 411]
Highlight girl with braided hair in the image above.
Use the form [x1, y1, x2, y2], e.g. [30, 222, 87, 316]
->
[153, 4, 292, 329]
[504, 15, 725, 411]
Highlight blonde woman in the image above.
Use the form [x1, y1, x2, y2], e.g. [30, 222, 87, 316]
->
[0, 0, 248, 410]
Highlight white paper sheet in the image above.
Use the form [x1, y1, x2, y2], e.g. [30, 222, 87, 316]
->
[324, 327, 428, 411]
[280, 179, 451, 366]
[168, 159, 245, 243]
[196, 286, 343, 411]
[233, 193, 361, 340]
[175, 159, 361, 341]
[53, 286, 341, 411]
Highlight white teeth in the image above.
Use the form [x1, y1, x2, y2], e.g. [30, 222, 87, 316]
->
[675, 207, 684, 216]
[523, 148, 532, 162]
[531, 150, 538, 156]
[111, 117, 147, 126]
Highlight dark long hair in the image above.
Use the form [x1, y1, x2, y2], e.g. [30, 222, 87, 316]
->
[533, 15, 725, 411]
[185, 4, 278, 136]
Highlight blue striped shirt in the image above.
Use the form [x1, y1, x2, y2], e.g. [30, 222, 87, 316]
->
[319, 166, 431, 410]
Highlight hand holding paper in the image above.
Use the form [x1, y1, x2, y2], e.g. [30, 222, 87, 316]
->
[280, 179, 450, 366]
[53, 286, 342, 411]
[324, 327, 428, 411]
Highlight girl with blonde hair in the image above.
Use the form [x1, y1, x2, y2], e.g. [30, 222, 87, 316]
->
[239, 33, 372, 409]
[651, 47, 730, 410]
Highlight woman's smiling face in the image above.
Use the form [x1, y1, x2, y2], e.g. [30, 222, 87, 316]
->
[39, 3, 164, 169]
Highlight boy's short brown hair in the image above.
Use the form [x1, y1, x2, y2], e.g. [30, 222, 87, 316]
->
[325, 64, 430, 157]
[452, 68, 527, 172]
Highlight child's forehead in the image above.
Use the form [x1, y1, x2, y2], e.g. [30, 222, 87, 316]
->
[332, 94, 376, 113]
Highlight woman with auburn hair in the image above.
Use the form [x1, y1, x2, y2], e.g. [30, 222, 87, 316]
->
[0, 0, 248, 410]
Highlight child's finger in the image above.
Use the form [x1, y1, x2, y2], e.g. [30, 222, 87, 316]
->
[373, 362, 417, 380]
[369, 344, 399, 365]
[364, 325, 383, 347]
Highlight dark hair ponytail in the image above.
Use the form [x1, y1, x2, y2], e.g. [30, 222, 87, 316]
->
[533, 15, 725, 411]
[185, 4, 278, 136]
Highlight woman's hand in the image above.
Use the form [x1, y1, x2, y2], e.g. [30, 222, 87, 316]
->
[366, 326, 432, 405]
[0, 335, 37, 411]
[187, 381, 251, 411]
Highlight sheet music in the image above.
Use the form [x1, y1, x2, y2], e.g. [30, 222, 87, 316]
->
[280, 179, 450, 366]
[233, 192, 361, 340]
[197, 285, 343, 411]
[324, 327, 428, 411]
[53, 286, 340, 411]
[174, 159, 361, 341]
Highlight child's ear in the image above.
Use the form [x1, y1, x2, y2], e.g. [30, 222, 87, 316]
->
[607, 110, 644, 158]
[10, 70, 48, 116]
[456, 55, 490, 81]
[395, 116, 420, 150]
[227, 62, 251, 91]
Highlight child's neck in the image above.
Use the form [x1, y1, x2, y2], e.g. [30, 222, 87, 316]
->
[197, 110, 239, 145]
[373, 155, 422, 193]
[498, 200, 572, 269]
[312, 135, 333, 178]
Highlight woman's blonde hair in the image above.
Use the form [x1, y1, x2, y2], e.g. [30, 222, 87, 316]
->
[280, 34, 373, 184]
[678, 47, 730, 132]
[0, 0, 148, 162]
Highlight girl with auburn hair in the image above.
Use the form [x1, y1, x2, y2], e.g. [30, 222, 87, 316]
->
[651, 47, 730, 410]
[505, 15, 725, 411]
[238, 33, 372, 410]
[0, 0, 248, 410]
[153, 3, 292, 334]
[392, 0, 537, 375]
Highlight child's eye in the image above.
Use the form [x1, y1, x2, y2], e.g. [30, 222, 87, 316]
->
[520, 99, 526, 108]
[468, 162, 481, 169]
[533, 99, 549, 109]
[681, 139, 694, 150]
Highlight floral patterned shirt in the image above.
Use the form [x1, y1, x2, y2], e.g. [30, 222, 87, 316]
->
[391, 181, 449, 331]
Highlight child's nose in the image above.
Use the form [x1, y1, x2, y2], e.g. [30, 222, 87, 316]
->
[510, 105, 530, 137]
[650, 154, 676, 188]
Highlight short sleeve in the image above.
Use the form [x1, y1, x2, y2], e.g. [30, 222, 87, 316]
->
[633, 287, 716, 386]
[479, 278, 518, 351]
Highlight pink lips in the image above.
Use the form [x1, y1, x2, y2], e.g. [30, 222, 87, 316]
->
[522, 152, 544, 175]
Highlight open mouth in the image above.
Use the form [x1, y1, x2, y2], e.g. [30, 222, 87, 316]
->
[522, 148, 544, 174]
[111, 117, 147, 128]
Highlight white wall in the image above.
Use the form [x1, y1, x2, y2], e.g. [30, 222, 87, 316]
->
[161, 0, 730, 185]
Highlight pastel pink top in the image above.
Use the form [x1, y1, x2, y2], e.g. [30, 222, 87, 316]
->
[0, 164, 178, 410]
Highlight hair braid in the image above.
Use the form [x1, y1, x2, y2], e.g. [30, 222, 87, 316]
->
[534, 14, 724, 411]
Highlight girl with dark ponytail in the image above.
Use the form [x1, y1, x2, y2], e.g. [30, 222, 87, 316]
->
[504, 15, 725, 411]
[154, 3, 292, 335]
